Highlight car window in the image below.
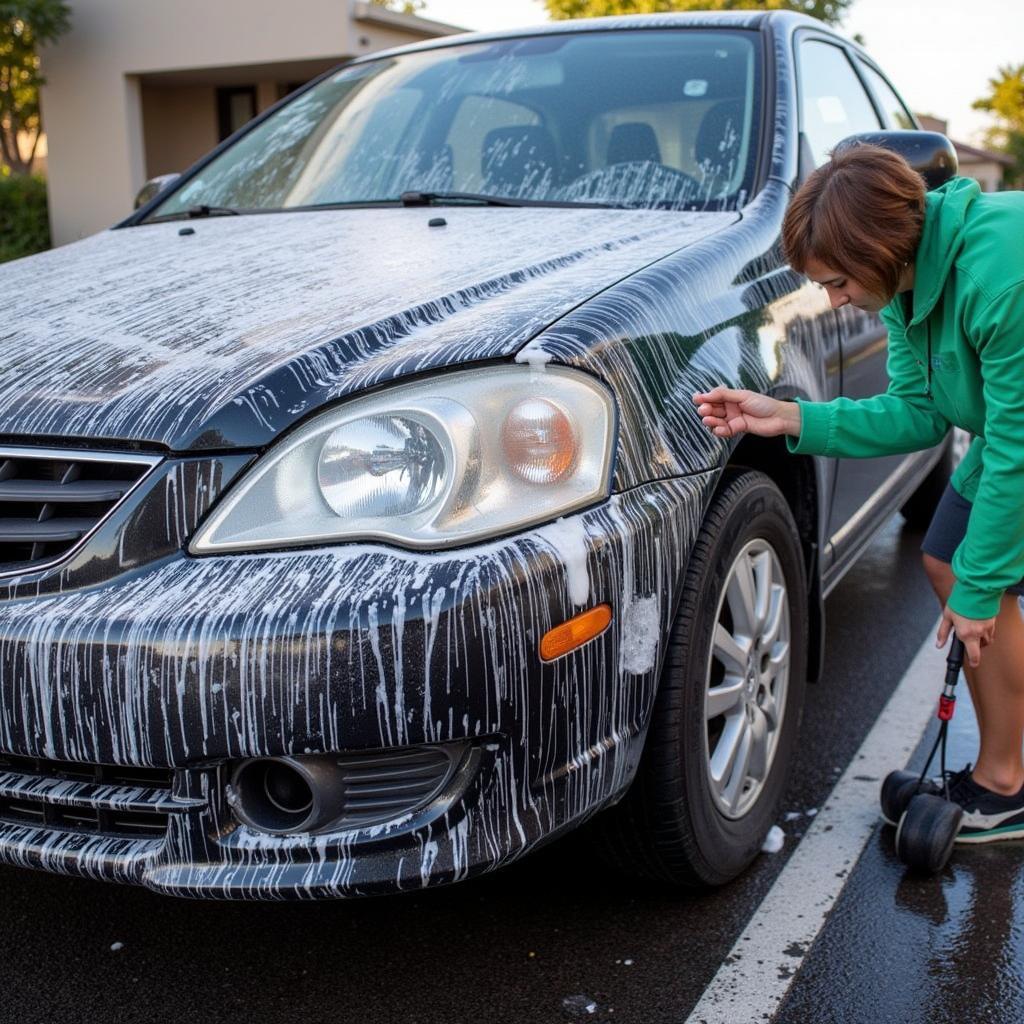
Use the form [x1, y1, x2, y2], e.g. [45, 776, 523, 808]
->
[148, 28, 763, 216]
[797, 39, 882, 167]
[854, 58, 916, 130]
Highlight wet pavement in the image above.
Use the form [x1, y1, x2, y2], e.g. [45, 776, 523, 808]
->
[776, 678, 1024, 1024]
[0, 511, 1021, 1024]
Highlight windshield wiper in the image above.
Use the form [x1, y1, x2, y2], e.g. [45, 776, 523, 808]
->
[399, 190, 524, 207]
[186, 204, 241, 218]
[396, 190, 633, 210]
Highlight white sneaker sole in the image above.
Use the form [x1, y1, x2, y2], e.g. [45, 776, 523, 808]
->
[954, 822, 1024, 844]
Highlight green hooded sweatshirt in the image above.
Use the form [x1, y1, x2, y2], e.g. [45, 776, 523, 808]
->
[786, 175, 1024, 620]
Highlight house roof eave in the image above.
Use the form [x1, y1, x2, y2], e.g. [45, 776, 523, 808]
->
[352, 2, 468, 38]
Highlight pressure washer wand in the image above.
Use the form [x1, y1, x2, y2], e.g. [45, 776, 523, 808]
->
[938, 635, 966, 723]
[934, 633, 966, 800]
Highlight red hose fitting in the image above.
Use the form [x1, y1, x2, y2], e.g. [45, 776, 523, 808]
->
[938, 695, 956, 721]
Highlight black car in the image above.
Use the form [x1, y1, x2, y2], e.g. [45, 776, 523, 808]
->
[0, 10, 957, 898]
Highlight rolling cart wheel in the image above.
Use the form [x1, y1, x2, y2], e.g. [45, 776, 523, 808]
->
[894, 793, 963, 873]
[880, 770, 928, 825]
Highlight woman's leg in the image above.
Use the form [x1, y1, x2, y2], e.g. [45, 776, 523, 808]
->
[922, 553, 1024, 795]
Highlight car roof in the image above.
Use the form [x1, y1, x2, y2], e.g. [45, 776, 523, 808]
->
[351, 10, 829, 65]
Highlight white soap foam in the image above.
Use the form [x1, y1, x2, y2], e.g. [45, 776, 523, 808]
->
[536, 516, 591, 605]
[761, 824, 785, 854]
[620, 594, 660, 674]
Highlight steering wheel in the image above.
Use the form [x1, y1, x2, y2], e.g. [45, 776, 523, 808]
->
[558, 161, 705, 205]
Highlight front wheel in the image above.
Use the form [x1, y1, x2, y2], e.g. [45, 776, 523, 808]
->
[598, 468, 808, 888]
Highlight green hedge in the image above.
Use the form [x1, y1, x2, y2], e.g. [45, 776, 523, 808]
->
[0, 173, 51, 264]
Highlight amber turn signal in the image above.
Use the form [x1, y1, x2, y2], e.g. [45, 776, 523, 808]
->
[539, 604, 613, 662]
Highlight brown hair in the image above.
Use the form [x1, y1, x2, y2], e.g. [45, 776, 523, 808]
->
[781, 142, 926, 301]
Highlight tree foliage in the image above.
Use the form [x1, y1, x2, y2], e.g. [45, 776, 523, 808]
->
[0, 169, 49, 260]
[369, 0, 428, 15]
[543, 0, 853, 25]
[972, 63, 1024, 188]
[0, 0, 70, 175]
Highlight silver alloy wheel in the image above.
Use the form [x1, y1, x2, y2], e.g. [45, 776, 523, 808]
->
[704, 538, 791, 820]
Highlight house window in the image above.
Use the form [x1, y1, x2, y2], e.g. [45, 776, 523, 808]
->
[217, 86, 257, 141]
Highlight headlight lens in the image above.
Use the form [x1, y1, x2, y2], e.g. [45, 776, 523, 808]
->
[189, 365, 615, 553]
[317, 414, 448, 518]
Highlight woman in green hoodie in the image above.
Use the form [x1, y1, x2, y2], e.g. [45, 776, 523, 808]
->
[691, 142, 1024, 844]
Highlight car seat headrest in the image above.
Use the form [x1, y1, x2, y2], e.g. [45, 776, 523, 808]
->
[694, 99, 745, 177]
[607, 122, 662, 165]
[481, 125, 557, 191]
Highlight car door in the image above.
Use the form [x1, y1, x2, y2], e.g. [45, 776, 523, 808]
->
[795, 35, 908, 545]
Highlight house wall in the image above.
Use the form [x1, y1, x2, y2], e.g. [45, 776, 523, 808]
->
[39, 0, 463, 245]
[141, 85, 219, 180]
[957, 158, 1004, 193]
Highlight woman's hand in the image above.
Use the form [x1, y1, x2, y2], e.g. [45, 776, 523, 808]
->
[691, 387, 802, 439]
[936, 606, 996, 668]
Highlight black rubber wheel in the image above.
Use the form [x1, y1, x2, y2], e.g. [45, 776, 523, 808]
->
[880, 770, 929, 826]
[894, 793, 963, 873]
[899, 435, 954, 529]
[596, 468, 808, 889]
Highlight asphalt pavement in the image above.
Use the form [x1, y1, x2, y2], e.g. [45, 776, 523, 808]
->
[1, 510, 1020, 1024]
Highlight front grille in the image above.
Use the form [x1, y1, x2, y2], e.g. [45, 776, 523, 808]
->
[0, 446, 160, 574]
[0, 754, 179, 839]
[332, 744, 466, 830]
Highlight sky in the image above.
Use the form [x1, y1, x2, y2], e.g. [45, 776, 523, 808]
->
[418, 0, 1023, 146]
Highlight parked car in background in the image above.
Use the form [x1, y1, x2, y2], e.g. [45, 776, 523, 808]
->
[0, 10, 958, 898]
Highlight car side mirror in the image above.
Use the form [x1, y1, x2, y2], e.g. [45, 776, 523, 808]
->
[831, 130, 958, 192]
[134, 173, 181, 210]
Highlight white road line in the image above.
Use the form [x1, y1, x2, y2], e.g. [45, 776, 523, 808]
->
[685, 618, 948, 1024]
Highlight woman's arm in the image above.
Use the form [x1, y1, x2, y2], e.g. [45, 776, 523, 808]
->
[948, 283, 1024, 620]
[692, 306, 952, 451]
[785, 305, 952, 458]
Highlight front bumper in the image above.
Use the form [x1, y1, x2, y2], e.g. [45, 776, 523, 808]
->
[0, 470, 714, 898]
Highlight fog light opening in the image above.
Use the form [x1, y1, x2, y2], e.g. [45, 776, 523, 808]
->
[262, 761, 314, 815]
[232, 758, 319, 834]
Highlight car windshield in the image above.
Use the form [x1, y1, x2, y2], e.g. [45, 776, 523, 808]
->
[147, 28, 761, 218]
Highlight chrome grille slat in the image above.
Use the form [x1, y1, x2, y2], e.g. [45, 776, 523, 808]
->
[0, 446, 161, 576]
[0, 754, 178, 839]
[0, 479, 134, 502]
[0, 518, 96, 542]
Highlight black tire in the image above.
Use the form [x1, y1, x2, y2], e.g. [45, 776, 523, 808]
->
[880, 770, 929, 826]
[899, 435, 954, 529]
[894, 793, 962, 873]
[597, 468, 808, 889]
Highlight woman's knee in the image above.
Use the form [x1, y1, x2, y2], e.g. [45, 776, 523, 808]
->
[922, 552, 954, 600]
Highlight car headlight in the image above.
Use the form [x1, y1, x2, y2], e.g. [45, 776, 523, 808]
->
[188, 365, 616, 553]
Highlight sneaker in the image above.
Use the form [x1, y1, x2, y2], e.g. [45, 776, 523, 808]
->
[942, 763, 1024, 844]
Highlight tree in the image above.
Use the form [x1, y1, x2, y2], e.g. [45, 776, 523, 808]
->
[0, 0, 70, 176]
[544, 0, 852, 25]
[972, 63, 1024, 188]
[369, 0, 428, 14]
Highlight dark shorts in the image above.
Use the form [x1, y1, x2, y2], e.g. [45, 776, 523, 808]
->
[921, 482, 1024, 597]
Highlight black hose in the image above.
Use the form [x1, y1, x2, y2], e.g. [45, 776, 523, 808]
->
[915, 631, 965, 800]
